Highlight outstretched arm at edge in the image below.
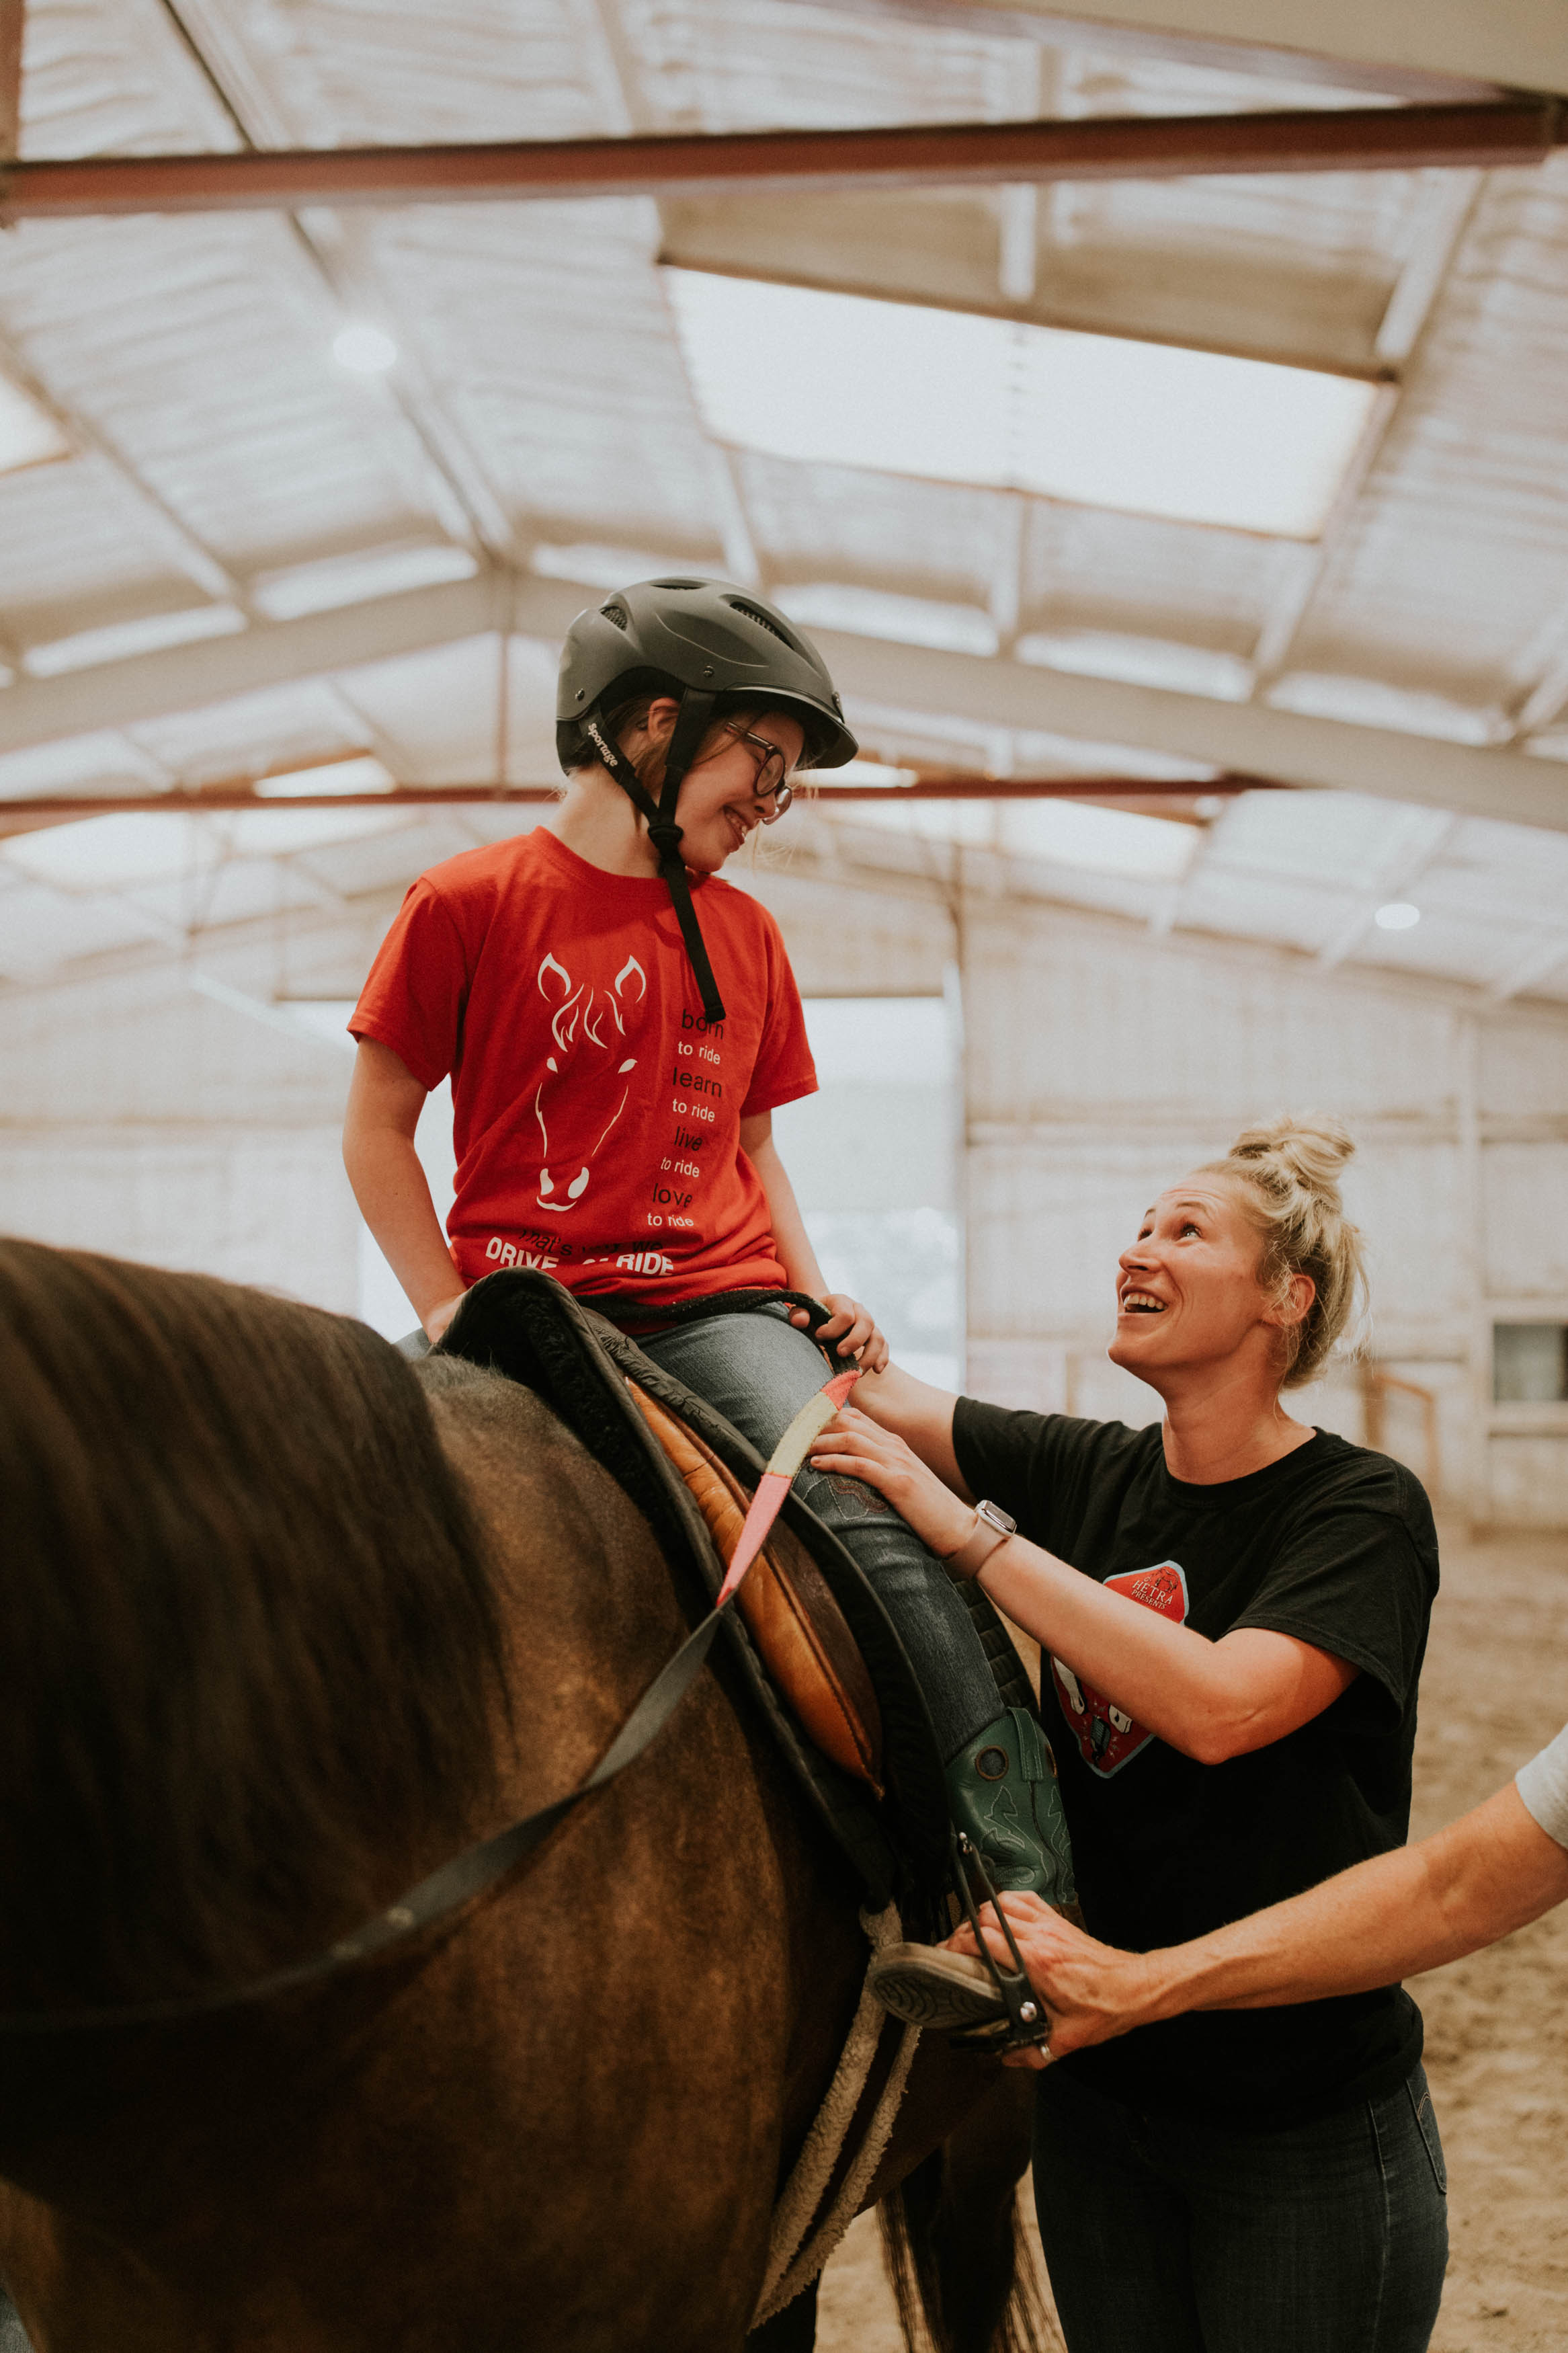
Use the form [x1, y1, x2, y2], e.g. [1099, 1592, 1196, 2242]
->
[956, 1780, 1568, 2068]
[343, 1037, 466, 1341]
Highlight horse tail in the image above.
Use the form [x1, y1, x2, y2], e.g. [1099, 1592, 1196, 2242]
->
[878, 2151, 1061, 2352]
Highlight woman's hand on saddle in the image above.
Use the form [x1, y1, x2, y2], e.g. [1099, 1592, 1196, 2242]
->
[945, 1893, 1161, 2070]
[809, 1406, 973, 1551]
[792, 1293, 891, 1374]
[422, 1291, 467, 1345]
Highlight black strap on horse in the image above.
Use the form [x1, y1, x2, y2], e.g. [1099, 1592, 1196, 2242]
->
[583, 687, 725, 1026]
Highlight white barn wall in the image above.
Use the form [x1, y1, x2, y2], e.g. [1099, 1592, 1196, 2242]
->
[958, 901, 1568, 1529]
[5, 865, 1568, 1526]
[0, 945, 370, 1312]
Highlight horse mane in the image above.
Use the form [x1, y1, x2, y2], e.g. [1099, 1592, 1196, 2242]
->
[0, 1240, 508, 2016]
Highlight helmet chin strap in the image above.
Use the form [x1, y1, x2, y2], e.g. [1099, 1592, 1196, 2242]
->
[583, 688, 725, 1025]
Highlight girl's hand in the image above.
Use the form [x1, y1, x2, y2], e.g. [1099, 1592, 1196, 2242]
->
[423, 1291, 467, 1345]
[945, 1892, 1161, 2068]
[809, 1405, 972, 1554]
[791, 1293, 890, 1373]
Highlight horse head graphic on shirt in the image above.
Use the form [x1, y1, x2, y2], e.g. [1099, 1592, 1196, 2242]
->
[531, 950, 649, 1213]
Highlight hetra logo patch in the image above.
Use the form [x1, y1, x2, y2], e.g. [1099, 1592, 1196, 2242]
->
[1050, 1560, 1190, 1778]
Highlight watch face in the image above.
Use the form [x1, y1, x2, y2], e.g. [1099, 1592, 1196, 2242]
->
[978, 1500, 1017, 1536]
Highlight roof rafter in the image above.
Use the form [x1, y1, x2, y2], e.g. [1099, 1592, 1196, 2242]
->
[0, 0, 21, 165]
[1250, 170, 1486, 687]
[0, 318, 253, 620]
[3, 570, 1568, 833]
[1, 102, 1559, 219]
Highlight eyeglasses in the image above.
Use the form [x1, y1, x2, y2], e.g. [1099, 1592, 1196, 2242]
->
[722, 723, 796, 822]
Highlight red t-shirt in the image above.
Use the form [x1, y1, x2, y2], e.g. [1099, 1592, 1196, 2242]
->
[351, 826, 817, 1310]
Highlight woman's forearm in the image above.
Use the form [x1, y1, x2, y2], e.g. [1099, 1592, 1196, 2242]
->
[963, 1782, 1568, 2060]
[806, 1410, 1350, 1760]
[1090, 1784, 1568, 2030]
[1190, 1784, 1568, 2009]
[343, 1123, 463, 1328]
[983, 1544, 1288, 1769]
[1139, 1843, 1456, 2021]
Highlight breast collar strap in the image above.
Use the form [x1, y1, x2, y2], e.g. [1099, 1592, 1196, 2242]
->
[583, 688, 725, 1025]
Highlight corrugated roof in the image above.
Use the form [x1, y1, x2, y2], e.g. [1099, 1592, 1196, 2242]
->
[2, 0, 1568, 1002]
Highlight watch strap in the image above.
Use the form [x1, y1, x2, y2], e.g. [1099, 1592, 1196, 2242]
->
[940, 1512, 1014, 1583]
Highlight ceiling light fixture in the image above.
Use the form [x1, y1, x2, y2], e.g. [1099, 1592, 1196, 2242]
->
[1374, 902, 1421, 930]
[332, 321, 399, 374]
[665, 269, 1382, 540]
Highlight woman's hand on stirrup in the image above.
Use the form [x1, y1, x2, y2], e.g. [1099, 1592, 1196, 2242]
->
[946, 1892, 1159, 2068]
[809, 1405, 973, 1551]
[792, 1293, 890, 1373]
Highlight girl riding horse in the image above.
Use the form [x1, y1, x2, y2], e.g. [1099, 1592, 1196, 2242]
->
[343, 576, 1075, 1960]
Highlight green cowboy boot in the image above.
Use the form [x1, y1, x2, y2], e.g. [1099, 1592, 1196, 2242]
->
[868, 1707, 1078, 2036]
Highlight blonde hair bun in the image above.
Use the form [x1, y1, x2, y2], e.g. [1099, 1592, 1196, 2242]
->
[1203, 1115, 1366, 1389]
[1226, 1116, 1356, 1200]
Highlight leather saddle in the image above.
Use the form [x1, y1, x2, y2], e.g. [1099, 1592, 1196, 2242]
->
[626, 1381, 884, 1792]
[436, 1270, 1035, 1910]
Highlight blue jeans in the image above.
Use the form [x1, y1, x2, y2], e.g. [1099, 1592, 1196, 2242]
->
[1030, 2060, 1448, 2353]
[640, 1307, 1001, 1759]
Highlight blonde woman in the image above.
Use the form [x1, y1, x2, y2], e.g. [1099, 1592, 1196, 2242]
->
[812, 1121, 1446, 2353]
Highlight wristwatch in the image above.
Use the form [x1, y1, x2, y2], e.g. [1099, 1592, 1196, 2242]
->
[938, 1499, 1018, 1582]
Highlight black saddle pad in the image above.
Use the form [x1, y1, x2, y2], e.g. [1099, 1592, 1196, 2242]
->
[438, 1270, 952, 1907]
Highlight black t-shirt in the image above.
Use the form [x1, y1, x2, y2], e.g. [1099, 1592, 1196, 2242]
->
[952, 1404, 1440, 2129]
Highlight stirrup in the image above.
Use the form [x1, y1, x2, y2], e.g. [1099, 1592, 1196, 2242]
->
[946, 1827, 1051, 2057]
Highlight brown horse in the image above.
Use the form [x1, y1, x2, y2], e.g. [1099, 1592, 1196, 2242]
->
[0, 1242, 1048, 2353]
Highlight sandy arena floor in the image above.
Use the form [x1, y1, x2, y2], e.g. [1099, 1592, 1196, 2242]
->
[817, 1523, 1568, 2353]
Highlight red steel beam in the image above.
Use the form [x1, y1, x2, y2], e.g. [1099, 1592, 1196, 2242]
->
[0, 0, 22, 167]
[0, 774, 1280, 819]
[0, 104, 1558, 219]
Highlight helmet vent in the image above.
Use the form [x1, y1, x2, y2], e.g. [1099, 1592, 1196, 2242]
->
[600, 600, 628, 631]
[725, 596, 794, 649]
[650, 578, 706, 591]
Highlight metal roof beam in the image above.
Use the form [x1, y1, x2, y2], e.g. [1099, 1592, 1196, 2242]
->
[0, 0, 21, 165]
[3, 571, 1568, 833]
[0, 571, 520, 756]
[0, 103, 1559, 219]
[817, 631, 1568, 832]
[0, 774, 1267, 822]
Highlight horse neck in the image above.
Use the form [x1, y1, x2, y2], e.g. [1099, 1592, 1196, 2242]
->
[0, 1367, 869, 2350]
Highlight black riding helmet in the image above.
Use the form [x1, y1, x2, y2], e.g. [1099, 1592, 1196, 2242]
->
[556, 577, 858, 1023]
